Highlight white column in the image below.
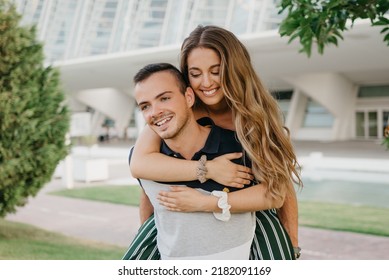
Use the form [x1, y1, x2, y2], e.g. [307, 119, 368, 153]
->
[75, 87, 134, 138]
[285, 89, 308, 139]
[284, 72, 357, 140]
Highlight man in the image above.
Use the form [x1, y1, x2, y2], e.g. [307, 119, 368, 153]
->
[130, 63, 256, 259]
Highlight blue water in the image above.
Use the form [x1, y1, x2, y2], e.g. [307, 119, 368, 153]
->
[296, 178, 389, 208]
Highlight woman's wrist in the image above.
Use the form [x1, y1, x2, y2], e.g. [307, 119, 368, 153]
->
[196, 155, 208, 183]
[204, 160, 214, 180]
[192, 192, 220, 212]
[202, 194, 219, 212]
[211, 191, 232, 221]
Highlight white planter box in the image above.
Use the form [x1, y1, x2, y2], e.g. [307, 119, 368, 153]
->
[73, 157, 109, 183]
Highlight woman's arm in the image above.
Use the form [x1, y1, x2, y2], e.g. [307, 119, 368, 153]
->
[228, 184, 285, 212]
[277, 182, 298, 247]
[130, 126, 197, 180]
[130, 126, 253, 188]
[157, 184, 285, 213]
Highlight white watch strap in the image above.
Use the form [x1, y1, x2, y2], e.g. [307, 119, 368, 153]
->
[211, 190, 231, 222]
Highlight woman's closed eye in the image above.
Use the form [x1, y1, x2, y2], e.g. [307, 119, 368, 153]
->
[189, 71, 201, 78]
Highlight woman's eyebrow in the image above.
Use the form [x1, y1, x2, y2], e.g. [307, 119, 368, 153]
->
[188, 64, 220, 71]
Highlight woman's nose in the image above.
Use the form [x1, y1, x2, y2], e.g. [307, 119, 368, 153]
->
[201, 74, 213, 87]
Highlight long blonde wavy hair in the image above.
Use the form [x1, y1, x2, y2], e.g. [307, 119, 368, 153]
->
[180, 25, 302, 201]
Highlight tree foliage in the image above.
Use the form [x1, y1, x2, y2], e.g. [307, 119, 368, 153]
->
[0, 1, 70, 217]
[278, 0, 389, 56]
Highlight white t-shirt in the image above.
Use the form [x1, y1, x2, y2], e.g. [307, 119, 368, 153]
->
[140, 179, 255, 260]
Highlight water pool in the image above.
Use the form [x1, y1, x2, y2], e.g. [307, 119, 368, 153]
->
[297, 170, 389, 208]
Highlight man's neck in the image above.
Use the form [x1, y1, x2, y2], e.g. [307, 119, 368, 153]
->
[164, 119, 210, 160]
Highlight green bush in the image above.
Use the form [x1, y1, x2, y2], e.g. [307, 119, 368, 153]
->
[0, 0, 70, 217]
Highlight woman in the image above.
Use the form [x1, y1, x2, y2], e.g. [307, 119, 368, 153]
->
[124, 25, 302, 260]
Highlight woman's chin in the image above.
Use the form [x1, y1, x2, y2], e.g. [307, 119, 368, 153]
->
[198, 96, 224, 106]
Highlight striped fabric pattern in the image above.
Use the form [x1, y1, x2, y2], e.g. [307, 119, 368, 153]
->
[122, 210, 294, 260]
[122, 215, 160, 260]
[250, 210, 295, 260]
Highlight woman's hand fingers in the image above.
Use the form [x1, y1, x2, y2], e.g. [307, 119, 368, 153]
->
[158, 186, 185, 200]
[237, 165, 253, 177]
[218, 152, 243, 161]
[157, 186, 207, 212]
[206, 153, 254, 187]
[158, 199, 182, 212]
[157, 194, 181, 211]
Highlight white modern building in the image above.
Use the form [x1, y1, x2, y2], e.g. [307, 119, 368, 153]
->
[15, 0, 389, 141]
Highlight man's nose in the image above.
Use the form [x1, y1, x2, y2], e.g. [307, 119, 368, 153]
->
[150, 104, 163, 119]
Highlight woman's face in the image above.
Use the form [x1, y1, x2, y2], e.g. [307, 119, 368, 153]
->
[187, 47, 224, 107]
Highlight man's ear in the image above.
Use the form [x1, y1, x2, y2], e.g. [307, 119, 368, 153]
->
[185, 87, 195, 108]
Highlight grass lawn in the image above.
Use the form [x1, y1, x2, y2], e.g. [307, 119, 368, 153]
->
[0, 219, 125, 260]
[299, 201, 389, 237]
[49, 185, 141, 206]
[49, 185, 389, 237]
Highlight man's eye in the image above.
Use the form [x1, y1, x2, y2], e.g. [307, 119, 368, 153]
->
[161, 97, 170, 101]
[140, 105, 149, 111]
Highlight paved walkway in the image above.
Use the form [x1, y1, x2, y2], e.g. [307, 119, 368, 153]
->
[5, 140, 389, 260]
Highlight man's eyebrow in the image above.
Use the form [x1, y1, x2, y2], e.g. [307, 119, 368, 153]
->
[137, 91, 172, 106]
[155, 91, 172, 98]
[137, 101, 147, 107]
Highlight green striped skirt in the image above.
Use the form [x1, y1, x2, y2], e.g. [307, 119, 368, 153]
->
[122, 210, 295, 260]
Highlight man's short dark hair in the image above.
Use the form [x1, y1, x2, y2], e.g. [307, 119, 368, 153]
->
[133, 63, 188, 94]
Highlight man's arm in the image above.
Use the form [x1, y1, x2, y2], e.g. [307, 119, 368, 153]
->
[139, 189, 154, 224]
[277, 182, 298, 247]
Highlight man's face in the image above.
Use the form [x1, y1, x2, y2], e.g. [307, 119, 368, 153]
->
[134, 71, 193, 140]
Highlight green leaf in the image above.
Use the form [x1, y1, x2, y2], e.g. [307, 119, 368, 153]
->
[277, 0, 389, 56]
[384, 32, 389, 42]
[380, 27, 389, 34]
[373, 17, 389, 26]
[327, 35, 338, 46]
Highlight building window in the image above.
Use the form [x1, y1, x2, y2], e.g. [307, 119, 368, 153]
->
[356, 110, 389, 139]
[368, 111, 378, 137]
[272, 90, 293, 121]
[302, 99, 334, 128]
[356, 111, 365, 137]
[358, 85, 389, 98]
